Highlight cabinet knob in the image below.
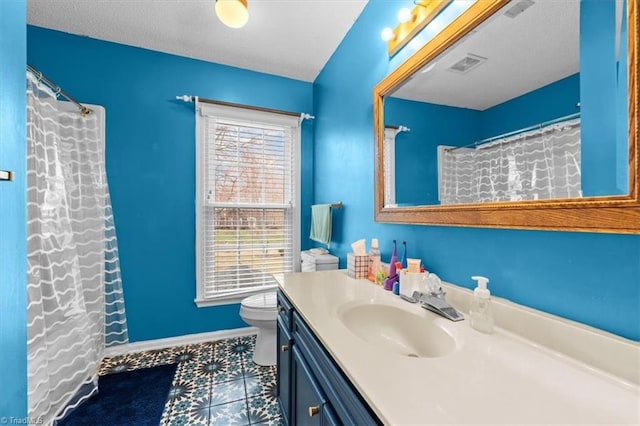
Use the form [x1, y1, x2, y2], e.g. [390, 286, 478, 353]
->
[308, 405, 320, 417]
[278, 305, 285, 313]
[281, 344, 289, 352]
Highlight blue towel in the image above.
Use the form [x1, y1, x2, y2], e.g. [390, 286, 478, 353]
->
[310, 204, 332, 248]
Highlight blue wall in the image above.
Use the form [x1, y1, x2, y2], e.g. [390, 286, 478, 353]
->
[384, 97, 480, 205]
[0, 0, 27, 418]
[580, 0, 620, 196]
[27, 26, 314, 342]
[481, 73, 580, 138]
[617, 0, 629, 193]
[314, 0, 640, 341]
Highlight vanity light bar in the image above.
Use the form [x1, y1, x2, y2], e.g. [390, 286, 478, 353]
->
[387, 0, 453, 56]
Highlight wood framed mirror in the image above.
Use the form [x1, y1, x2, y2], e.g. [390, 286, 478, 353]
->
[373, 0, 640, 233]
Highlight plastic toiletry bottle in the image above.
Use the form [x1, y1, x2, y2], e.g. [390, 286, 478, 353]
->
[469, 276, 494, 334]
[384, 240, 398, 291]
[368, 239, 382, 284]
[392, 262, 402, 295]
[389, 240, 398, 277]
[401, 241, 408, 269]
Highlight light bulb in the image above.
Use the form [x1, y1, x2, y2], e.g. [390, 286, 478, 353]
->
[381, 27, 395, 42]
[397, 7, 412, 23]
[215, 0, 249, 29]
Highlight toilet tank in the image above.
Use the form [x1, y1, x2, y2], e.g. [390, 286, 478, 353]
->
[301, 250, 339, 272]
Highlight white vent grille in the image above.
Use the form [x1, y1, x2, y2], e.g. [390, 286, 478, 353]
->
[447, 54, 487, 74]
[504, 0, 535, 19]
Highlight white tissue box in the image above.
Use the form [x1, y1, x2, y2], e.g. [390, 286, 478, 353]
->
[347, 253, 369, 279]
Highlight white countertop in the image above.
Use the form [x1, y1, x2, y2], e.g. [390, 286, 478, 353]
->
[278, 270, 640, 425]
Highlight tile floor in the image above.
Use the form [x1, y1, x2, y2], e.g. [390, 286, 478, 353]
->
[99, 334, 283, 426]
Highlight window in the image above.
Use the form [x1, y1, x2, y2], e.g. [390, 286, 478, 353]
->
[195, 103, 300, 306]
[383, 127, 397, 207]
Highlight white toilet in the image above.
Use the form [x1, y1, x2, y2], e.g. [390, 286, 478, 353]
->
[239, 291, 277, 366]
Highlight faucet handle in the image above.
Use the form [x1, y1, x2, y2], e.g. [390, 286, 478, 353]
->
[425, 273, 444, 297]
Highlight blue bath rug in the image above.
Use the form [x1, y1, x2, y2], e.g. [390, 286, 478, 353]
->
[59, 363, 177, 426]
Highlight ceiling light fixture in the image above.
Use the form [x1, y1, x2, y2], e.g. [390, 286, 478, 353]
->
[215, 0, 249, 29]
[397, 7, 413, 23]
[381, 27, 395, 42]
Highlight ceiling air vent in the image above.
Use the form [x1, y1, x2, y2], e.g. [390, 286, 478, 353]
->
[447, 54, 487, 74]
[504, 0, 535, 19]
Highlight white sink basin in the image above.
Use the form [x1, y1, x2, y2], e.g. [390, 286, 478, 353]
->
[338, 303, 457, 358]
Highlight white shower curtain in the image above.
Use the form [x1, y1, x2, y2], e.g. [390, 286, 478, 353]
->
[440, 118, 581, 204]
[26, 71, 128, 425]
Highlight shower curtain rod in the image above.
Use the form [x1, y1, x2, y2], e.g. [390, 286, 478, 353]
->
[446, 112, 581, 152]
[27, 64, 93, 117]
[176, 95, 315, 121]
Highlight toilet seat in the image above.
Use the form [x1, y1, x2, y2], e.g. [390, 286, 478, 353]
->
[240, 291, 277, 322]
[241, 291, 277, 310]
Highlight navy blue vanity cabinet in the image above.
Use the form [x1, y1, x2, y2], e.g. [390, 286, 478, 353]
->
[277, 290, 381, 426]
[292, 346, 328, 426]
[277, 292, 293, 423]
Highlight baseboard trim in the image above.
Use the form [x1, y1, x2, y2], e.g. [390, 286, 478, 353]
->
[103, 327, 258, 357]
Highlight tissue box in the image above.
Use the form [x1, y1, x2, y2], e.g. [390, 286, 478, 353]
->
[347, 253, 369, 279]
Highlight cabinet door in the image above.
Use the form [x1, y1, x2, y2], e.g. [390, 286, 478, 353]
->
[292, 346, 326, 426]
[277, 317, 292, 424]
[322, 404, 340, 426]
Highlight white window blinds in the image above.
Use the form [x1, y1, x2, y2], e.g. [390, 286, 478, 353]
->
[196, 103, 300, 304]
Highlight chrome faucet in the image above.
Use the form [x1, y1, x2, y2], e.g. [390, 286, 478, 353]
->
[412, 290, 464, 322]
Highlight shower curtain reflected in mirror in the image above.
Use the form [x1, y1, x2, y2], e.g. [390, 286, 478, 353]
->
[26, 71, 128, 425]
[439, 118, 582, 204]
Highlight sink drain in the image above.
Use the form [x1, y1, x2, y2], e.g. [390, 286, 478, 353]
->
[407, 353, 419, 358]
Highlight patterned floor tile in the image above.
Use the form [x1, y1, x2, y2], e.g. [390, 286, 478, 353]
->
[251, 416, 284, 426]
[165, 395, 212, 426]
[246, 394, 282, 424]
[172, 347, 200, 364]
[209, 399, 250, 426]
[243, 362, 276, 379]
[210, 377, 246, 405]
[98, 333, 271, 426]
[201, 356, 244, 384]
[244, 372, 276, 398]
[99, 354, 137, 375]
[155, 347, 180, 365]
[167, 373, 211, 403]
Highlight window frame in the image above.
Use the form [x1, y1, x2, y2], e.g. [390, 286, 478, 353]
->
[195, 102, 301, 307]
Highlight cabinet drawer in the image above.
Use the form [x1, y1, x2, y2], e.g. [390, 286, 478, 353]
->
[277, 290, 293, 331]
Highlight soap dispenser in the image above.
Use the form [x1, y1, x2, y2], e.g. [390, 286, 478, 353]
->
[469, 276, 494, 334]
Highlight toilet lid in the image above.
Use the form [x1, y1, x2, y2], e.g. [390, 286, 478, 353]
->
[241, 291, 277, 309]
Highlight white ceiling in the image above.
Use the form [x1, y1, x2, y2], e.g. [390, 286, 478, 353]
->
[27, 0, 368, 82]
[393, 0, 583, 110]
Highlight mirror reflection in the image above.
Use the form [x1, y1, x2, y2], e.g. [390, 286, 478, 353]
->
[383, 0, 627, 207]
